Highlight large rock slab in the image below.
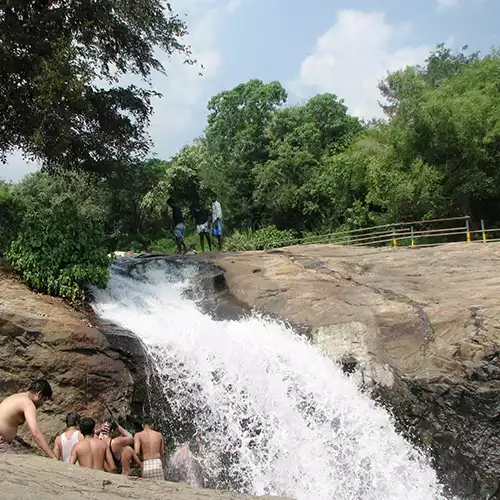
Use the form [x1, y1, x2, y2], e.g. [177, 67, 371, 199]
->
[210, 243, 500, 499]
[0, 270, 146, 450]
[0, 455, 288, 500]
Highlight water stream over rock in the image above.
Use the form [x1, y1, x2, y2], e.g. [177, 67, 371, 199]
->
[91, 257, 448, 500]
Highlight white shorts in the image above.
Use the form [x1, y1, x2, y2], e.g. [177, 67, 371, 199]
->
[196, 222, 209, 234]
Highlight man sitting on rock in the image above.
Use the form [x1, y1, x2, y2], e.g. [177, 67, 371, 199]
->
[70, 418, 116, 472]
[53, 412, 83, 463]
[0, 379, 56, 458]
[134, 416, 165, 480]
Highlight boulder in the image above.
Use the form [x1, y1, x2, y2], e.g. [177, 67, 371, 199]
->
[0, 455, 288, 500]
[210, 243, 500, 499]
[0, 269, 146, 451]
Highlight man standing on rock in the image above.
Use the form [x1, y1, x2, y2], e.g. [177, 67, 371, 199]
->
[0, 379, 56, 458]
[167, 197, 187, 254]
[134, 416, 165, 480]
[211, 192, 223, 251]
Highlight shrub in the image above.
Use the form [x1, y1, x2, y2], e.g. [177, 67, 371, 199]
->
[5, 172, 110, 303]
[0, 181, 20, 250]
[225, 226, 297, 252]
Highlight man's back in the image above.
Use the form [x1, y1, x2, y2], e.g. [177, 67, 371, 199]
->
[135, 428, 164, 461]
[71, 440, 94, 469]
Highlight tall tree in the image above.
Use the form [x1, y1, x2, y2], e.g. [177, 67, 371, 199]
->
[202, 79, 287, 228]
[0, 0, 191, 174]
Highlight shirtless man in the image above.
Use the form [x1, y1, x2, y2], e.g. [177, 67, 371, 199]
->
[0, 379, 56, 457]
[70, 418, 116, 472]
[134, 417, 165, 480]
[53, 412, 83, 463]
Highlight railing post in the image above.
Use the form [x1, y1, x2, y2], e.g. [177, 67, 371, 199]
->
[392, 228, 398, 247]
[481, 219, 487, 244]
[411, 226, 415, 248]
[347, 234, 350, 246]
[465, 217, 471, 243]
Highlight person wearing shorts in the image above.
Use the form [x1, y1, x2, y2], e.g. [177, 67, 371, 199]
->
[193, 199, 212, 252]
[211, 193, 223, 251]
[167, 197, 187, 254]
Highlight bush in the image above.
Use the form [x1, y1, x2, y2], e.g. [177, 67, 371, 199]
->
[5, 172, 110, 303]
[225, 226, 297, 251]
[0, 181, 20, 250]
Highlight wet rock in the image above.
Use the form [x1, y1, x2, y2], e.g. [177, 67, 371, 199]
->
[209, 243, 500, 499]
[0, 270, 146, 449]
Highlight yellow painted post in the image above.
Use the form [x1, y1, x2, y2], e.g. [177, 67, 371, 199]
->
[411, 226, 415, 247]
[465, 217, 471, 243]
[481, 219, 487, 243]
[392, 228, 398, 247]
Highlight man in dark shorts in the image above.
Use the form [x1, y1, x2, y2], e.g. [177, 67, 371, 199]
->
[167, 197, 187, 254]
[192, 198, 212, 252]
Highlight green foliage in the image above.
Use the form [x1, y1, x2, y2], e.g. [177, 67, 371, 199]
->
[225, 226, 297, 252]
[5, 172, 110, 303]
[202, 80, 288, 228]
[0, 181, 20, 250]
[0, 0, 191, 174]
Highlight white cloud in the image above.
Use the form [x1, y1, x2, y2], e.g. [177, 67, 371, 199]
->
[291, 10, 432, 119]
[227, 0, 243, 12]
[437, 0, 459, 9]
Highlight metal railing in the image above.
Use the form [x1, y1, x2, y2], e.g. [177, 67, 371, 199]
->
[258, 216, 500, 250]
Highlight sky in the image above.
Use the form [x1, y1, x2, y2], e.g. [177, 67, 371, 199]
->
[1, 0, 497, 181]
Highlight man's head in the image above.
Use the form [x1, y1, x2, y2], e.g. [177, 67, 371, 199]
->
[66, 412, 80, 428]
[79, 418, 96, 437]
[167, 197, 174, 207]
[211, 192, 217, 202]
[28, 379, 52, 408]
[142, 416, 154, 429]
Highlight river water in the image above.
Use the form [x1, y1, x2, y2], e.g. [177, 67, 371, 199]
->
[92, 258, 447, 500]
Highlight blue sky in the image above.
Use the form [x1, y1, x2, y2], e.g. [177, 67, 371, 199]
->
[1, 0, 496, 181]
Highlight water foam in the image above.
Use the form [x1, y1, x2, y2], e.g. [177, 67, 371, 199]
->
[92, 259, 447, 500]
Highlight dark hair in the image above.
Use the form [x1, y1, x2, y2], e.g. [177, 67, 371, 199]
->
[167, 197, 174, 205]
[66, 412, 80, 427]
[79, 418, 96, 437]
[28, 379, 52, 399]
[143, 416, 154, 426]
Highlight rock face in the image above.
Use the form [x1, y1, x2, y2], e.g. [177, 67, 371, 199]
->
[0, 455, 288, 500]
[211, 243, 500, 499]
[0, 269, 146, 451]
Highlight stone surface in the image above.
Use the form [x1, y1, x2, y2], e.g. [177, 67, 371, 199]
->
[0, 455, 288, 500]
[0, 269, 146, 451]
[210, 243, 500, 499]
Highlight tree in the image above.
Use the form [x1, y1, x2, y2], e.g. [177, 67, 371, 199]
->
[254, 94, 362, 231]
[0, 0, 191, 174]
[379, 48, 500, 221]
[202, 80, 288, 229]
[105, 160, 170, 250]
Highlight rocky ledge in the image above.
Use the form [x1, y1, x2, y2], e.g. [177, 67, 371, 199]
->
[0, 455, 288, 500]
[210, 243, 500, 499]
[0, 269, 146, 450]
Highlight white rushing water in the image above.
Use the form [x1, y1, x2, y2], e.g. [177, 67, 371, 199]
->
[92, 259, 447, 500]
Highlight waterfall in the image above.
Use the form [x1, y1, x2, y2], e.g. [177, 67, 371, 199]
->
[92, 258, 448, 500]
